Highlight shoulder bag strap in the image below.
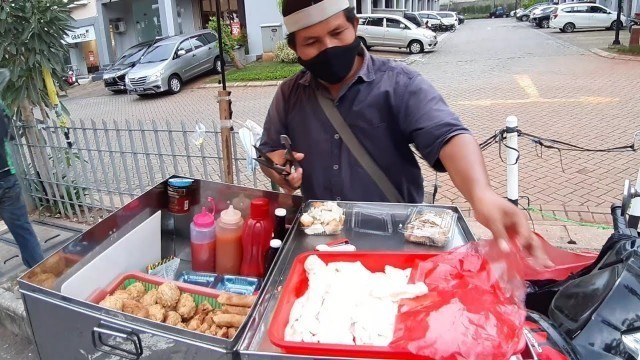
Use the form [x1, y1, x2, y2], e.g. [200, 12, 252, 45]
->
[314, 89, 404, 203]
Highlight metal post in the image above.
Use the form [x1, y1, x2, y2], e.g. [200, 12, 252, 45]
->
[506, 116, 519, 206]
[215, 0, 227, 90]
[214, 0, 233, 184]
[612, 0, 623, 45]
[629, 169, 640, 230]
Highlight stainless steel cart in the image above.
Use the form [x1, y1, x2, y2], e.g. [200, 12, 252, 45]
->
[18, 177, 475, 359]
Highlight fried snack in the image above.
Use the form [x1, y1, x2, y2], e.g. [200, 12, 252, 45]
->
[324, 219, 342, 235]
[157, 282, 180, 308]
[176, 293, 196, 320]
[216, 327, 229, 338]
[164, 311, 182, 326]
[217, 293, 257, 308]
[197, 322, 211, 333]
[40, 253, 66, 277]
[203, 312, 215, 328]
[228, 328, 237, 339]
[187, 317, 202, 331]
[140, 289, 158, 307]
[205, 326, 219, 336]
[122, 299, 148, 318]
[28, 273, 57, 289]
[221, 305, 250, 316]
[148, 304, 166, 322]
[126, 282, 146, 301]
[112, 290, 131, 300]
[99, 296, 124, 311]
[195, 301, 214, 316]
[213, 314, 245, 328]
[176, 322, 187, 329]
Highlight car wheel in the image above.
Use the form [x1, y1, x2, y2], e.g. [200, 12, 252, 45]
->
[168, 75, 182, 95]
[563, 22, 575, 33]
[610, 20, 623, 31]
[357, 37, 371, 50]
[541, 19, 549, 28]
[522, 15, 529, 22]
[408, 40, 424, 54]
[213, 56, 222, 74]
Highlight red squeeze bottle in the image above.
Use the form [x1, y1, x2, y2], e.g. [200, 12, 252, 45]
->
[240, 198, 274, 278]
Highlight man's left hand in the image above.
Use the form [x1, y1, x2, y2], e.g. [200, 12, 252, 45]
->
[472, 192, 553, 268]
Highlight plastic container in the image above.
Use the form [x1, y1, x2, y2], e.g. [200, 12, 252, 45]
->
[216, 275, 260, 295]
[190, 198, 216, 272]
[400, 207, 457, 247]
[268, 252, 440, 359]
[176, 270, 219, 288]
[240, 198, 273, 278]
[350, 204, 394, 236]
[87, 271, 222, 309]
[215, 205, 244, 275]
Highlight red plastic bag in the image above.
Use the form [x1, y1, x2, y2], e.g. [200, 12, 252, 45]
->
[389, 241, 527, 360]
[521, 232, 598, 281]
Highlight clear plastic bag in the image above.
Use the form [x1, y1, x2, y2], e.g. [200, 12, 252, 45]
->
[400, 207, 457, 247]
[389, 241, 527, 359]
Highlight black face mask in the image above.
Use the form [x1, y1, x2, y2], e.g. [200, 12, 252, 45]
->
[298, 38, 361, 85]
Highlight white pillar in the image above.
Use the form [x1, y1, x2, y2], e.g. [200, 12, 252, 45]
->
[362, 0, 372, 13]
[159, 0, 179, 36]
[506, 116, 519, 206]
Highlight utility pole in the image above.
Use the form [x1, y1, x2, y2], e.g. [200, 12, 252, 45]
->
[214, 0, 234, 184]
[612, 0, 623, 45]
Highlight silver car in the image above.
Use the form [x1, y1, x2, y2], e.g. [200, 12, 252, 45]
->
[126, 30, 223, 96]
[357, 14, 438, 54]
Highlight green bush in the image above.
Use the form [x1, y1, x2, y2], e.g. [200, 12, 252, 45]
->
[521, 0, 548, 9]
[274, 41, 298, 63]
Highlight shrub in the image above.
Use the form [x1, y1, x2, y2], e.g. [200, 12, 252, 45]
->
[274, 41, 298, 63]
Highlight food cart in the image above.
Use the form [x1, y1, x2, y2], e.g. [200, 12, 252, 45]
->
[17, 176, 476, 359]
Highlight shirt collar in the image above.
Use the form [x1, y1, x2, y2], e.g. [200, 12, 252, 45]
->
[299, 45, 376, 86]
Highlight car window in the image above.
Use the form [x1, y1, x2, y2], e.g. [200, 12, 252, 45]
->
[139, 44, 174, 64]
[386, 18, 405, 29]
[589, 6, 607, 13]
[437, 12, 453, 18]
[177, 39, 193, 55]
[359, 17, 368, 25]
[114, 45, 147, 66]
[572, 6, 589, 13]
[191, 35, 209, 50]
[203, 32, 217, 44]
[366, 17, 384, 27]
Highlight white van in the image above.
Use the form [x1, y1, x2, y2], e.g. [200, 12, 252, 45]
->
[357, 14, 438, 54]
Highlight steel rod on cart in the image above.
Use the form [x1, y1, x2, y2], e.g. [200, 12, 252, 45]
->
[629, 169, 640, 230]
[506, 116, 519, 207]
[214, 0, 234, 184]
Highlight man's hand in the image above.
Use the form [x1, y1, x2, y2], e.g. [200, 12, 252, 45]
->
[259, 150, 304, 194]
[472, 191, 553, 268]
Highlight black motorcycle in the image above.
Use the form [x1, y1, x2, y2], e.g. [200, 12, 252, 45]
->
[630, 18, 639, 33]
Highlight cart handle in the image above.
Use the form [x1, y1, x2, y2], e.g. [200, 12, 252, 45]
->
[91, 322, 143, 360]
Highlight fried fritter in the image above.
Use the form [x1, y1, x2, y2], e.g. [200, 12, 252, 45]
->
[164, 311, 182, 326]
[176, 293, 196, 320]
[157, 282, 180, 308]
[140, 289, 158, 307]
[126, 282, 146, 301]
[99, 296, 123, 311]
[147, 304, 166, 322]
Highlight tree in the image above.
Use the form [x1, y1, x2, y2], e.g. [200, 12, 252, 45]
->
[0, 0, 77, 216]
[208, 19, 245, 69]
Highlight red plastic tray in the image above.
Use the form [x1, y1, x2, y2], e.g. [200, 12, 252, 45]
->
[268, 251, 440, 359]
[87, 271, 223, 307]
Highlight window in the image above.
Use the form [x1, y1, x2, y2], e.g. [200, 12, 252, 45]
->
[386, 18, 405, 29]
[203, 32, 217, 44]
[139, 44, 174, 64]
[589, 6, 607, 13]
[177, 39, 193, 55]
[359, 17, 368, 25]
[191, 34, 209, 50]
[366, 17, 384, 27]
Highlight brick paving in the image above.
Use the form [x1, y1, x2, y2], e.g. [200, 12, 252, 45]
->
[60, 19, 640, 226]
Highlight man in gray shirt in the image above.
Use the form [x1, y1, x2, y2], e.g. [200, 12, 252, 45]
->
[259, 0, 550, 265]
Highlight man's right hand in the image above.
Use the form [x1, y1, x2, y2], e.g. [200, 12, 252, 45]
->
[259, 150, 304, 194]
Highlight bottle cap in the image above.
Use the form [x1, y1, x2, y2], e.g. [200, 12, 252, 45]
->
[270, 239, 283, 248]
[275, 208, 287, 217]
[193, 207, 215, 228]
[220, 205, 243, 225]
[250, 198, 270, 220]
[168, 178, 194, 188]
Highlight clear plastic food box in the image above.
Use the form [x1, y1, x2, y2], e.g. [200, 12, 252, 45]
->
[400, 207, 457, 247]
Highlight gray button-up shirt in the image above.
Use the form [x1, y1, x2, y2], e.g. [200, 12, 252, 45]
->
[259, 49, 471, 203]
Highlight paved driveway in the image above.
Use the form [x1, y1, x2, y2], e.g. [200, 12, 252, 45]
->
[60, 19, 640, 216]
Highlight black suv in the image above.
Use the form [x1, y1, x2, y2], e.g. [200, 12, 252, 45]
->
[102, 38, 167, 93]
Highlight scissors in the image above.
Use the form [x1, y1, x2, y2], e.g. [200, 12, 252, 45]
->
[253, 135, 301, 178]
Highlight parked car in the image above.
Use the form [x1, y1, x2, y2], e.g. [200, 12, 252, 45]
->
[403, 12, 427, 27]
[531, 6, 557, 28]
[490, 7, 508, 18]
[103, 38, 166, 93]
[126, 30, 223, 96]
[357, 14, 438, 54]
[517, 4, 548, 21]
[455, 12, 465, 24]
[434, 11, 460, 27]
[416, 11, 450, 32]
[530, 5, 556, 21]
[550, 3, 626, 33]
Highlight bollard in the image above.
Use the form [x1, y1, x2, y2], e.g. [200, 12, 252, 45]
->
[630, 27, 640, 47]
[506, 116, 519, 207]
[629, 169, 640, 230]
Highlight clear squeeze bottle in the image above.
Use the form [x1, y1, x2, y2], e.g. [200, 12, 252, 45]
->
[189, 198, 216, 272]
[215, 205, 244, 275]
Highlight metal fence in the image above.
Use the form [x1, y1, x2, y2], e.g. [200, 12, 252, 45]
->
[11, 119, 272, 224]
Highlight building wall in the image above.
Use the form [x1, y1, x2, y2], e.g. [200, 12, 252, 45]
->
[70, 2, 97, 20]
[244, 0, 283, 57]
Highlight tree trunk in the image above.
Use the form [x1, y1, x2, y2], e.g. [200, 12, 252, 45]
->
[19, 99, 61, 214]
[231, 52, 245, 70]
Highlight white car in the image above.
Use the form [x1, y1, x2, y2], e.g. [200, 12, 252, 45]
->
[550, 3, 626, 32]
[357, 14, 438, 54]
[421, 11, 459, 27]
